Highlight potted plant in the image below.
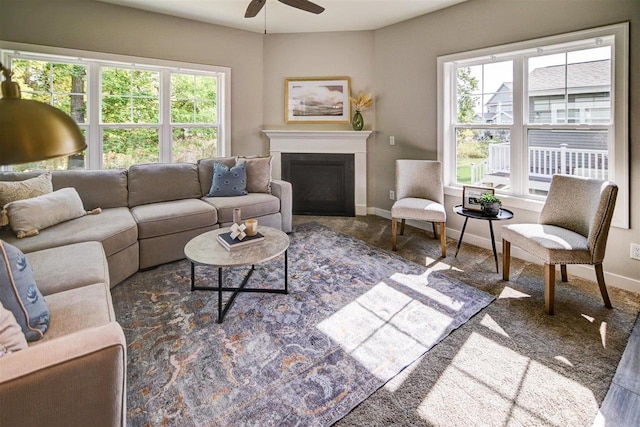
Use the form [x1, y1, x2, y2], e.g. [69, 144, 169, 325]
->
[479, 193, 502, 216]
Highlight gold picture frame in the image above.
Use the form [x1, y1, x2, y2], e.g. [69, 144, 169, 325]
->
[462, 185, 495, 211]
[284, 76, 351, 124]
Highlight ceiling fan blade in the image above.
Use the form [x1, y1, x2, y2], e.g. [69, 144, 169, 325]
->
[245, 0, 266, 18]
[278, 0, 325, 14]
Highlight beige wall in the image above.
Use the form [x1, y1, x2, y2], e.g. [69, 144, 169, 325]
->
[262, 30, 375, 178]
[0, 0, 264, 156]
[1, 0, 638, 288]
[373, 0, 640, 288]
[263, 31, 375, 130]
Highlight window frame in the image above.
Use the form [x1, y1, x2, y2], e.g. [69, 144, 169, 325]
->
[437, 23, 629, 229]
[0, 41, 231, 169]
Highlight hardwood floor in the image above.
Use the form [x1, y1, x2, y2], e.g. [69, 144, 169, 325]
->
[595, 315, 640, 426]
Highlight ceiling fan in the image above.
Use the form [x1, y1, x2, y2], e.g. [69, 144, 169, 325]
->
[245, 0, 325, 18]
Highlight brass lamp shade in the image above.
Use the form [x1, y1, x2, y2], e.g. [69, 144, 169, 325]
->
[0, 63, 87, 166]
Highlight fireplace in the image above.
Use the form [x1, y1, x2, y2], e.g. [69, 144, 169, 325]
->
[282, 153, 355, 216]
[264, 130, 372, 215]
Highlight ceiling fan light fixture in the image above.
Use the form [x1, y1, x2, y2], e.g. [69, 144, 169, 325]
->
[244, 0, 324, 19]
[279, 0, 324, 15]
[245, 0, 266, 18]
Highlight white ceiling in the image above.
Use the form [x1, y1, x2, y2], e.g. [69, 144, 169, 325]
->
[98, 0, 467, 34]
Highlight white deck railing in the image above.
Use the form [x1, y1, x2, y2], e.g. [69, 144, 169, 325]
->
[470, 143, 608, 185]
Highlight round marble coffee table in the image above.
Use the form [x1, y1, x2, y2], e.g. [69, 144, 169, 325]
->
[184, 226, 290, 323]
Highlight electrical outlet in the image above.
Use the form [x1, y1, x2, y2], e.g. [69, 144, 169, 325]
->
[631, 243, 640, 260]
[389, 190, 395, 200]
[389, 136, 395, 145]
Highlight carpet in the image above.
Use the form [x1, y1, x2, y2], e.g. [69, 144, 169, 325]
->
[309, 215, 640, 427]
[112, 222, 494, 426]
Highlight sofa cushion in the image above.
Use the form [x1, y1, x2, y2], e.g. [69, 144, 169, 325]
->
[128, 163, 201, 207]
[52, 169, 128, 210]
[238, 156, 272, 193]
[0, 300, 28, 357]
[131, 199, 218, 239]
[197, 157, 237, 196]
[0, 241, 49, 342]
[208, 161, 248, 197]
[36, 283, 115, 344]
[203, 193, 280, 223]
[0, 172, 52, 208]
[0, 207, 137, 259]
[26, 242, 110, 296]
[5, 188, 87, 239]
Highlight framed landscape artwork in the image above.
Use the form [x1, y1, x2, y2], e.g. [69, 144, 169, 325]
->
[285, 77, 351, 124]
[462, 185, 494, 211]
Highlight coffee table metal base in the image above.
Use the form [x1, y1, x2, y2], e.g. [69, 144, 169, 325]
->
[190, 250, 288, 323]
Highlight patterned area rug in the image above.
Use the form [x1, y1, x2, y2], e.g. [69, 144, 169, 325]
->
[112, 222, 494, 426]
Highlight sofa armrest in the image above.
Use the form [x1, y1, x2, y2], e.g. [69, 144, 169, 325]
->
[0, 322, 127, 427]
[271, 179, 292, 233]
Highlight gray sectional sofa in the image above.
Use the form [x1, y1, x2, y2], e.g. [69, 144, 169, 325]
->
[1, 241, 127, 427]
[0, 157, 292, 427]
[0, 158, 293, 286]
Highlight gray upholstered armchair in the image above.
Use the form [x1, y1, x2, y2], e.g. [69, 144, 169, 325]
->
[502, 174, 618, 314]
[391, 160, 446, 257]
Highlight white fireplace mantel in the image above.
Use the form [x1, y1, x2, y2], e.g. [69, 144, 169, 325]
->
[263, 130, 372, 215]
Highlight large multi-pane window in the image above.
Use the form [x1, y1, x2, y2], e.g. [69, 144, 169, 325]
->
[9, 59, 89, 170]
[438, 23, 628, 227]
[170, 73, 218, 163]
[454, 60, 513, 189]
[101, 67, 161, 168]
[2, 47, 228, 171]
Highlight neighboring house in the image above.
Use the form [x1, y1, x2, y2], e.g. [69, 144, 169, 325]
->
[484, 59, 611, 126]
[476, 60, 610, 187]
[482, 82, 513, 124]
[528, 59, 611, 124]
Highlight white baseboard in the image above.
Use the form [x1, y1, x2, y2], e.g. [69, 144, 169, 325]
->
[371, 209, 639, 294]
[366, 207, 378, 215]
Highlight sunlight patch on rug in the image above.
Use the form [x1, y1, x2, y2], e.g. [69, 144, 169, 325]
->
[391, 271, 467, 311]
[384, 357, 422, 392]
[317, 280, 455, 381]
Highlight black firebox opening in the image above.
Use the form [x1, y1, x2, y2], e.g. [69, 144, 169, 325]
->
[282, 153, 355, 216]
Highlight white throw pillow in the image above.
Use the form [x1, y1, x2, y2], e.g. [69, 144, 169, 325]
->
[0, 172, 52, 208]
[0, 300, 28, 357]
[5, 188, 87, 238]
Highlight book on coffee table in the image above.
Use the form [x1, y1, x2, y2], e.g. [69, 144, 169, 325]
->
[217, 231, 265, 251]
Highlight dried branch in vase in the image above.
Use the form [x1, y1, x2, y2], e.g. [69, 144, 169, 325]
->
[349, 92, 373, 112]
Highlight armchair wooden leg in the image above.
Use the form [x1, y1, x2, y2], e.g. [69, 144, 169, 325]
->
[439, 222, 447, 257]
[400, 219, 406, 235]
[544, 263, 555, 315]
[392, 217, 398, 251]
[432, 222, 438, 239]
[595, 263, 613, 308]
[502, 239, 510, 281]
[561, 264, 568, 282]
